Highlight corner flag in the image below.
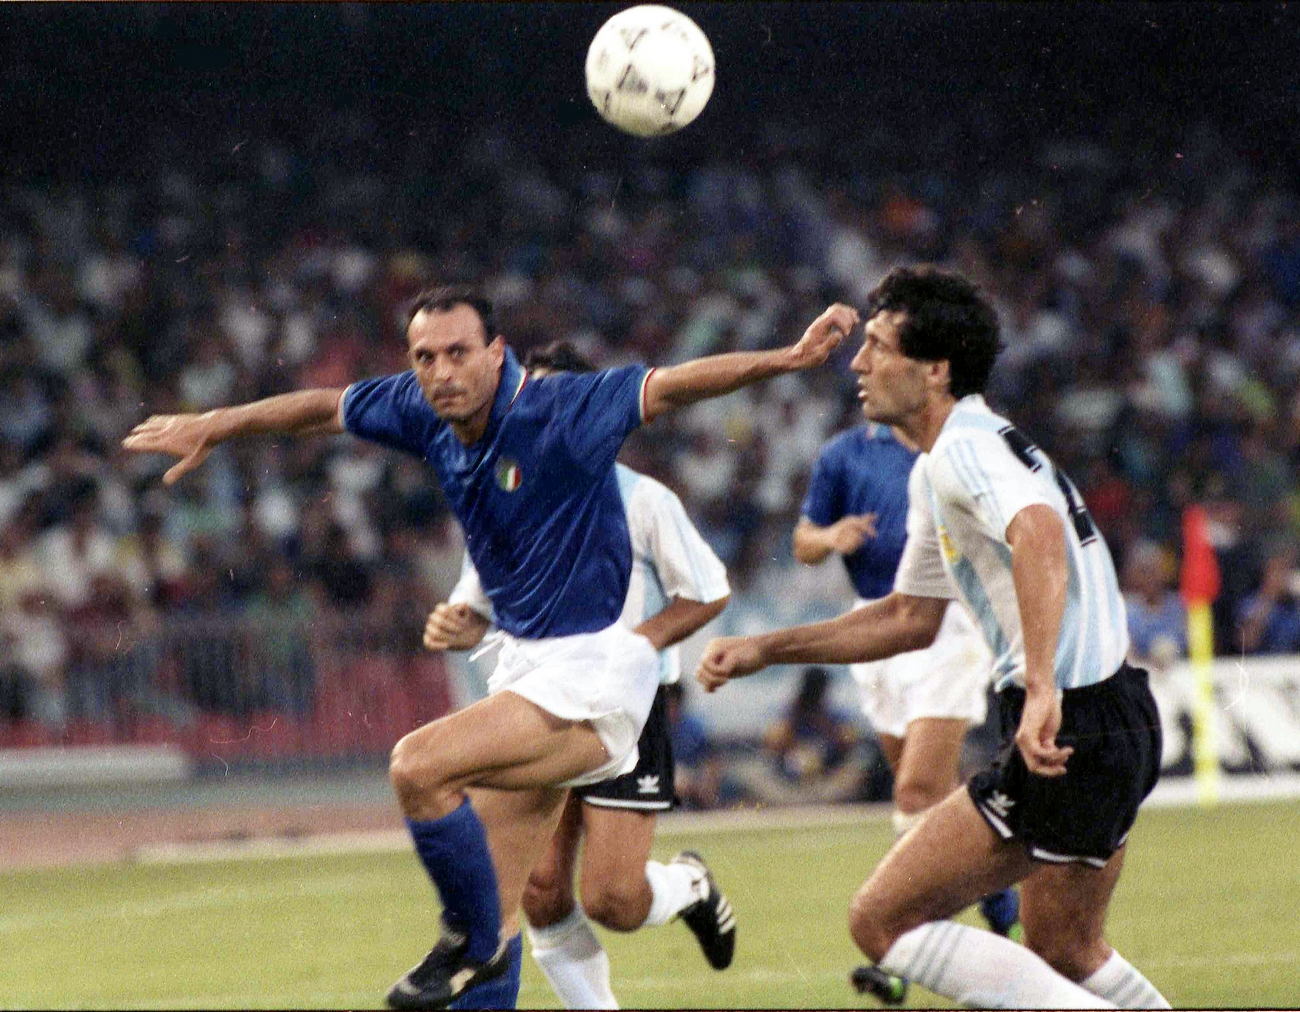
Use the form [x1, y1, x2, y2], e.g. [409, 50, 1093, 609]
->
[1180, 505, 1221, 806]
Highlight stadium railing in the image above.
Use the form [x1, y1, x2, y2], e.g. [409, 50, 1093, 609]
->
[0, 613, 456, 772]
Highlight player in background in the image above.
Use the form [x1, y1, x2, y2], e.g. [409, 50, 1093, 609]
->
[698, 267, 1169, 1009]
[123, 285, 850, 1011]
[425, 342, 733, 1010]
[794, 412, 1019, 1004]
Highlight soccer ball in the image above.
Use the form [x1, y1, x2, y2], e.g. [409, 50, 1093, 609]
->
[584, 5, 715, 137]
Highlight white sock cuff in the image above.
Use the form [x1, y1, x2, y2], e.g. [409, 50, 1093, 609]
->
[1081, 949, 1171, 1009]
[643, 859, 698, 927]
[525, 906, 592, 953]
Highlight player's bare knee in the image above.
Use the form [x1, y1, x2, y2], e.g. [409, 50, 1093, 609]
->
[1027, 930, 1105, 983]
[893, 778, 947, 815]
[522, 869, 573, 929]
[848, 888, 906, 963]
[389, 734, 442, 804]
[582, 877, 648, 932]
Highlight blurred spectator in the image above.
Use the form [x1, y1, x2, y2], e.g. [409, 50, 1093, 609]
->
[665, 681, 723, 810]
[305, 521, 372, 608]
[1123, 540, 1188, 672]
[65, 573, 162, 726]
[0, 589, 69, 727]
[732, 666, 865, 805]
[244, 556, 317, 716]
[1236, 543, 1300, 655]
[38, 487, 126, 609]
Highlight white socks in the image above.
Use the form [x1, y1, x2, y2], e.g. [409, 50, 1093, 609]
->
[527, 860, 701, 1010]
[1081, 950, 1171, 1008]
[527, 907, 618, 1010]
[879, 921, 1115, 1008]
[642, 859, 701, 927]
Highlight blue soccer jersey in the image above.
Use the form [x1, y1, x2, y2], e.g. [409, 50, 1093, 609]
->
[341, 348, 652, 639]
[801, 424, 918, 600]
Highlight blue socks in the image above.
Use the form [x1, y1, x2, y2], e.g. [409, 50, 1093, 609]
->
[978, 886, 1021, 937]
[406, 798, 502, 963]
[448, 932, 523, 1010]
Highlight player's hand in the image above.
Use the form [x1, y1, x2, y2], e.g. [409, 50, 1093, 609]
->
[1015, 685, 1073, 777]
[786, 303, 858, 370]
[423, 602, 490, 651]
[829, 514, 878, 555]
[696, 636, 767, 692]
[122, 413, 218, 485]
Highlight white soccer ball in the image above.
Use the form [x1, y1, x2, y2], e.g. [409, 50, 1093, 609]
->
[584, 5, 715, 138]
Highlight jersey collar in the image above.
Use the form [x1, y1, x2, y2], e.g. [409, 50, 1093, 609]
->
[482, 346, 527, 441]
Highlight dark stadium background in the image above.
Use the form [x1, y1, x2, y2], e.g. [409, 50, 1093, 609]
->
[2, 3, 1300, 792]
[3, 3, 1299, 182]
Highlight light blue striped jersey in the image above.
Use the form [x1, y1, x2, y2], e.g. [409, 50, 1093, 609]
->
[450, 463, 730, 684]
[894, 396, 1129, 691]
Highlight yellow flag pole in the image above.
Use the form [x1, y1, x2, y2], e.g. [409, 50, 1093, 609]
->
[1186, 601, 1218, 807]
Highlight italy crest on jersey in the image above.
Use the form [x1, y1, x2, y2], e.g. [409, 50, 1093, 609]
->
[495, 458, 522, 492]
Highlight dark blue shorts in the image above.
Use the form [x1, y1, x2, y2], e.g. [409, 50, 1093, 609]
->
[968, 663, 1162, 867]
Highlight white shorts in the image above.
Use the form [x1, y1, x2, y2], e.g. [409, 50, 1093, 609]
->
[849, 598, 992, 739]
[488, 622, 661, 788]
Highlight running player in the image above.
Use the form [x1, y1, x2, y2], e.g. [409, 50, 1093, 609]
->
[427, 341, 734, 1010]
[795, 416, 1019, 1003]
[123, 285, 851, 1010]
[698, 266, 1169, 1009]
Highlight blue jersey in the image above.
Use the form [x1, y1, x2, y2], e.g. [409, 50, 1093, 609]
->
[341, 348, 651, 639]
[801, 424, 918, 600]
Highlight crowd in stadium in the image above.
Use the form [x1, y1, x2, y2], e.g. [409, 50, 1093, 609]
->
[2, 111, 1299, 734]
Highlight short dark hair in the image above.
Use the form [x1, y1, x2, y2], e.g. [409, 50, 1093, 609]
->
[406, 284, 498, 343]
[523, 341, 597, 375]
[863, 266, 1003, 398]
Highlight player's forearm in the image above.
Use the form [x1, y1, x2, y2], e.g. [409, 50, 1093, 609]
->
[1008, 507, 1068, 695]
[642, 349, 797, 420]
[755, 595, 937, 667]
[792, 521, 834, 565]
[204, 389, 347, 442]
[636, 595, 729, 651]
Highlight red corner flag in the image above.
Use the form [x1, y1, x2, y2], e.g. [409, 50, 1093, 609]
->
[1180, 505, 1221, 606]
[1181, 503, 1221, 806]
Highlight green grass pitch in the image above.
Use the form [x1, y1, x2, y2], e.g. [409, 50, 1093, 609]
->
[4, 799, 1299, 1009]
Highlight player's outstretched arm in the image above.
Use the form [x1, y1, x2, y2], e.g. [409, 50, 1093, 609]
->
[423, 602, 492, 652]
[123, 389, 348, 485]
[695, 592, 946, 692]
[635, 594, 729, 651]
[641, 303, 857, 421]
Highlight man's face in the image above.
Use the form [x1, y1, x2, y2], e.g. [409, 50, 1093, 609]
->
[849, 310, 930, 425]
[407, 304, 505, 424]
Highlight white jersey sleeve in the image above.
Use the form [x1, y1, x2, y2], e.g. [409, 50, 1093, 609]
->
[893, 457, 959, 600]
[448, 552, 495, 621]
[618, 465, 730, 684]
[926, 396, 1129, 691]
[931, 430, 1056, 543]
[627, 476, 730, 606]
